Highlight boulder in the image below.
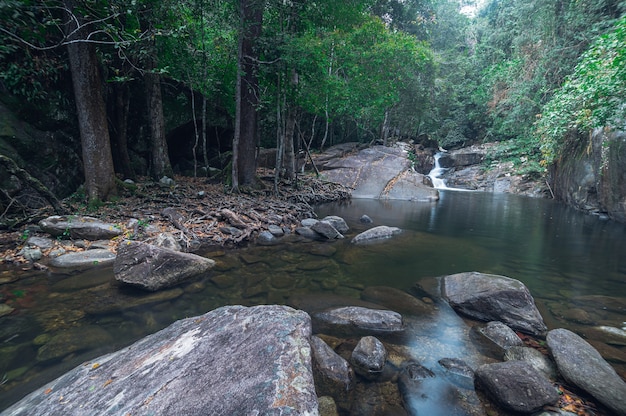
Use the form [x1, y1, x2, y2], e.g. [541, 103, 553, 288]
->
[319, 144, 439, 201]
[301, 218, 319, 227]
[268, 224, 285, 237]
[311, 221, 344, 239]
[310, 336, 354, 407]
[2, 305, 318, 416]
[359, 214, 373, 223]
[321, 216, 349, 234]
[380, 170, 440, 202]
[39, 216, 122, 240]
[256, 230, 278, 245]
[547, 328, 626, 415]
[295, 227, 322, 240]
[49, 249, 116, 271]
[504, 346, 557, 380]
[475, 361, 559, 413]
[114, 241, 215, 291]
[350, 336, 387, 379]
[441, 272, 547, 336]
[312, 306, 404, 338]
[437, 358, 474, 390]
[351, 226, 402, 245]
[451, 152, 484, 167]
[397, 362, 436, 408]
[473, 321, 523, 359]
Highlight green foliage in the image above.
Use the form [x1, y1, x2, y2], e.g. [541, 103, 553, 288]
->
[537, 15, 626, 164]
[462, 0, 623, 153]
[484, 135, 545, 178]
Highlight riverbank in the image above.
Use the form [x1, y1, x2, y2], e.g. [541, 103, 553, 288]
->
[0, 171, 351, 267]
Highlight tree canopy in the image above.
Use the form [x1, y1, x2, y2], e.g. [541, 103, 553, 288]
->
[0, 0, 624, 201]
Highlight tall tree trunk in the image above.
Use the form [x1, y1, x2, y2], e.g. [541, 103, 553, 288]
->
[233, 0, 263, 190]
[109, 82, 135, 180]
[145, 72, 173, 179]
[64, 1, 116, 202]
[282, 68, 299, 180]
[283, 106, 297, 180]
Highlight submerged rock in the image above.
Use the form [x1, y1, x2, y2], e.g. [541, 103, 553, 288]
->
[547, 328, 626, 415]
[36, 326, 113, 362]
[351, 226, 402, 244]
[312, 306, 404, 337]
[437, 358, 474, 390]
[441, 272, 547, 336]
[361, 286, 434, 316]
[475, 361, 559, 413]
[351, 336, 387, 379]
[114, 240, 215, 291]
[3, 305, 318, 416]
[310, 336, 354, 408]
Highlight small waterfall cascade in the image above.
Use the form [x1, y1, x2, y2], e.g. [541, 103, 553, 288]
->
[428, 152, 448, 189]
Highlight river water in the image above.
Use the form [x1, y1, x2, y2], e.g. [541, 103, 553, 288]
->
[1, 190, 625, 412]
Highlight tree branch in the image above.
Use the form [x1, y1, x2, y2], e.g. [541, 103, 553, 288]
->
[0, 154, 68, 215]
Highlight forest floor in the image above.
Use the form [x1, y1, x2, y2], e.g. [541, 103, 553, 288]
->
[0, 170, 352, 267]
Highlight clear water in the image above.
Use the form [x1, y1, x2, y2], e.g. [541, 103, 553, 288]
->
[1, 190, 625, 412]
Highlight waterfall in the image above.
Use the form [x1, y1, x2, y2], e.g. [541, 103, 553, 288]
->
[428, 152, 448, 189]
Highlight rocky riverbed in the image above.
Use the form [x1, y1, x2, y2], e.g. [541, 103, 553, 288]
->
[1, 143, 625, 415]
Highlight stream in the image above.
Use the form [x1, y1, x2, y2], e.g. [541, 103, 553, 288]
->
[1, 191, 626, 412]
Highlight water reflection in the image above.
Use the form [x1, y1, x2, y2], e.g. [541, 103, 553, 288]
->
[1, 191, 625, 412]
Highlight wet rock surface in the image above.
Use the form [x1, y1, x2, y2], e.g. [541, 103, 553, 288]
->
[442, 272, 547, 336]
[475, 360, 559, 413]
[351, 336, 387, 379]
[312, 306, 405, 337]
[351, 225, 402, 244]
[3, 305, 318, 416]
[310, 336, 354, 408]
[473, 321, 524, 359]
[547, 328, 626, 415]
[114, 240, 215, 291]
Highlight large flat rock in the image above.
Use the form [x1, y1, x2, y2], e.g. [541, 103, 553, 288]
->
[320, 144, 439, 201]
[3, 305, 319, 416]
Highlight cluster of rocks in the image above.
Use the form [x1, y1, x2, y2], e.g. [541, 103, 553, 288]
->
[11, 213, 404, 293]
[4, 271, 626, 415]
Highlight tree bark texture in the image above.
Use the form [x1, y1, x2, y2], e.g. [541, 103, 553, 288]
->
[64, 1, 116, 202]
[108, 82, 135, 180]
[234, 0, 263, 188]
[145, 72, 173, 179]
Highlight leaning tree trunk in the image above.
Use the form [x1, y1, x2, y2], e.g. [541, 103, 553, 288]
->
[233, 0, 263, 189]
[145, 72, 173, 180]
[64, 0, 116, 202]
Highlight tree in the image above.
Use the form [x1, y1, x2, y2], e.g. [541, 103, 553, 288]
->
[63, 0, 117, 202]
[232, 0, 264, 190]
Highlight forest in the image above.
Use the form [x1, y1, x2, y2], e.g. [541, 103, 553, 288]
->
[0, 0, 624, 208]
